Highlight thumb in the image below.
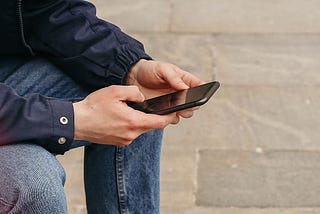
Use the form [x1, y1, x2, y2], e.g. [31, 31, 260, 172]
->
[162, 69, 189, 91]
[113, 85, 145, 102]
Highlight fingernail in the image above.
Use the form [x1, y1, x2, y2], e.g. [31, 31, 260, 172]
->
[140, 92, 145, 100]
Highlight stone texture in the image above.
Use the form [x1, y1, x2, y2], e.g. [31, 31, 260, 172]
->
[196, 150, 320, 207]
[133, 34, 320, 86]
[90, 0, 171, 32]
[57, 148, 86, 214]
[164, 86, 320, 151]
[89, 0, 320, 34]
[162, 207, 320, 214]
[160, 145, 196, 209]
[213, 35, 320, 86]
[172, 0, 320, 33]
[183, 207, 320, 214]
[132, 33, 216, 82]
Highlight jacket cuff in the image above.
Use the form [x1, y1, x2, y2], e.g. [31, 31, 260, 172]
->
[109, 45, 152, 85]
[47, 99, 74, 154]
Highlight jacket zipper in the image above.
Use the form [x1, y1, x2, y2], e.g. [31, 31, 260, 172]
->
[17, 0, 35, 56]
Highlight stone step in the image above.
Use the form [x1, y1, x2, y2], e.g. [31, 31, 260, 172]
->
[171, 0, 320, 34]
[161, 85, 320, 209]
[197, 150, 320, 207]
[212, 35, 320, 86]
[163, 86, 320, 151]
[91, 0, 320, 34]
[57, 148, 86, 214]
[163, 207, 320, 214]
[90, 0, 171, 32]
[132, 33, 320, 86]
[131, 33, 215, 82]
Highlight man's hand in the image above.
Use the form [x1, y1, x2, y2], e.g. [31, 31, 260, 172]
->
[126, 59, 205, 118]
[73, 60, 204, 146]
[73, 85, 179, 146]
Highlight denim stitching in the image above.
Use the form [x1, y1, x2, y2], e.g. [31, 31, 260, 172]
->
[17, 0, 35, 56]
[0, 196, 16, 214]
[116, 146, 127, 214]
[0, 197, 15, 206]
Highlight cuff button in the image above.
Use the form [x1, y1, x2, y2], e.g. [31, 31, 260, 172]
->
[60, 117, 68, 125]
[58, 137, 67, 145]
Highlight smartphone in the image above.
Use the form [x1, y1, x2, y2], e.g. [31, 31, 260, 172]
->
[127, 81, 220, 115]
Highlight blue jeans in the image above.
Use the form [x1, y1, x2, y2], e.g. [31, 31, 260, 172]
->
[0, 57, 163, 214]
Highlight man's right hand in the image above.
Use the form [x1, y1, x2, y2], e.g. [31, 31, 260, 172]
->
[72, 85, 179, 146]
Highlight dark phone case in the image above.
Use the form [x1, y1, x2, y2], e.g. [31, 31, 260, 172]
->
[127, 81, 220, 115]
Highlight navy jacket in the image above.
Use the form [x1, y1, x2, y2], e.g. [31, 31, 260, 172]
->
[0, 0, 151, 154]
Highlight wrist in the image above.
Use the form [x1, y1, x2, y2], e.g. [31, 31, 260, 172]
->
[125, 59, 148, 85]
[73, 101, 88, 141]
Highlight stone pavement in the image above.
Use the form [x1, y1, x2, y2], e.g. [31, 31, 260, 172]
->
[57, 0, 320, 213]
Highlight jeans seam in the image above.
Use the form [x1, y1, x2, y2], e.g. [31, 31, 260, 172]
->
[116, 146, 127, 214]
[0, 196, 16, 214]
[0, 197, 15, 206]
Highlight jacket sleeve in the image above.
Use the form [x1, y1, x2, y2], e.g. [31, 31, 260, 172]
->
[23, 0, 152, 91]
[0, 0, 149, 154]
[0, 83, 74, 154]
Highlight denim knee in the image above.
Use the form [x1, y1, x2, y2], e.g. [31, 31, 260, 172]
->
[0, 144, 67, 214]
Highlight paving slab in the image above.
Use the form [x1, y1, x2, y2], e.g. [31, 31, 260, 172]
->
[89, 0, 320, 34]
[160, 85, 320, 210]
[132, 33, 216, 82]
[213, 35, 320, 86]
[132, 34, 320, 86]
[90, 0, 171, 32]
[57, 148, 86, 214]
[196, 150, 320, 207]
[171, 0, 320, 33]
[163, 86, 320, 151]
[183, 207, 320, 214]
[160, 145, 196, 209]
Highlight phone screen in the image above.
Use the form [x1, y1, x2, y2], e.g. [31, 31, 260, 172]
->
[128, 81, 220, 115]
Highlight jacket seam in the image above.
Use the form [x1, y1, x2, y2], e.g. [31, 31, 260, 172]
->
[47, 99, 55, 141]
[17, 0, 35, 56]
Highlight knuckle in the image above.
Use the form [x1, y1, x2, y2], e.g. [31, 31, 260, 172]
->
[108, 85, 117, 91]
[157, 120, 168, 129]
[122, 132, 137, 143]
[107, 85, 118, 95]
[155, 62, 166, 71]
[129, 85, 139, 91]
[119, 140, 132, 146]
[126, 117, 139, 129]
[171, 116, 180, 125]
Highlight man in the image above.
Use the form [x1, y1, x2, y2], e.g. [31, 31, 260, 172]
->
[0, 0, 203, 213]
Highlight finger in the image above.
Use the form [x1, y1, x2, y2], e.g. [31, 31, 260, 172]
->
[112, 85, 145, 102]
[174, 67, 205, 88]
[160, 68, 190, 91]
[137, 112, 180, 130]
[177, 109, 194, 118]
[160, 66, 205, 91]
[170, 114, 180, 125]
[176, 106, 200, 118]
